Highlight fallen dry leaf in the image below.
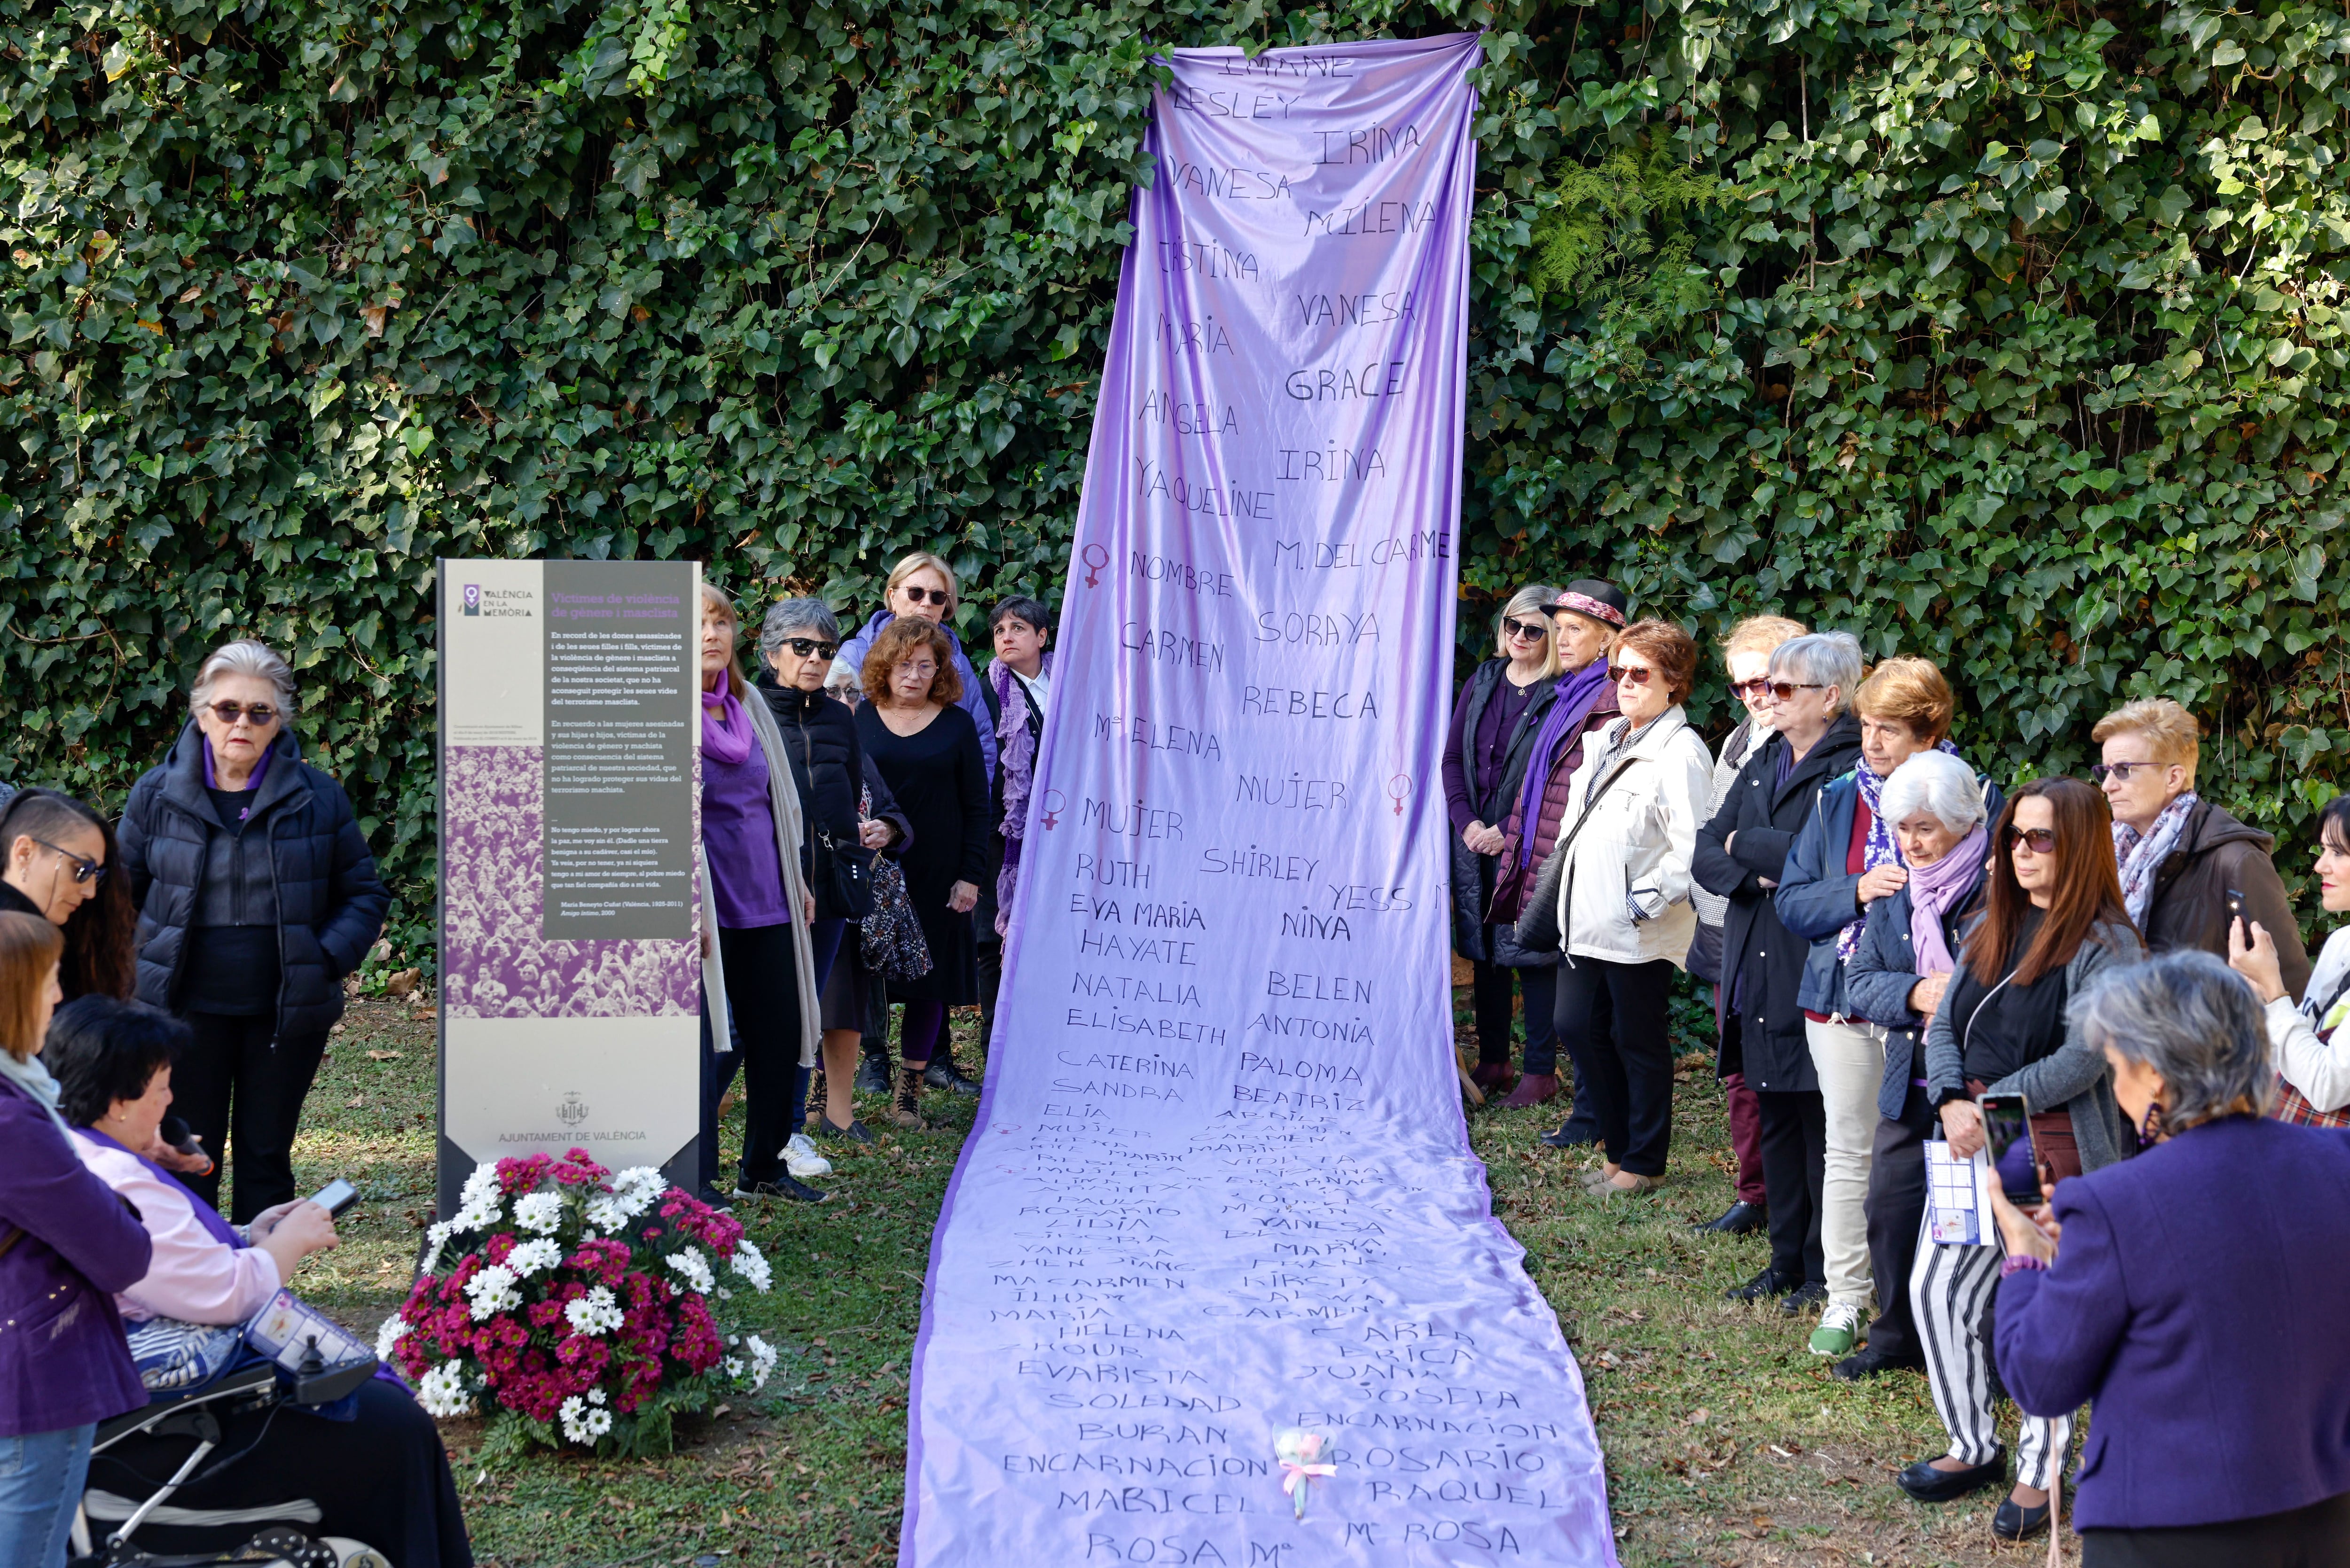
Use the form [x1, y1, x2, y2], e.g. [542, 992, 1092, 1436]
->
[367, 1049, 403, 1061]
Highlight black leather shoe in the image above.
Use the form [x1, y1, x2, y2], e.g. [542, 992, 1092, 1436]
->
[1724, 1267, 1797, 1303]
[854, 1042, 892, 1096]
[1993, 1499, 2052, 1541]
[812, 1114, 875, 1145]
[1896, 1452, 2006, 1503]
[1778, 1280, 1829, 1316]
[1832, 1343, 1923, 1382]
[734, 1175, 830, 1205]
[924, 1060, 981, 1096]
[1538, 1119, 1601, 1149]
[1692, 1200, 1767, 1235]
[694, 1184, 736, 1211]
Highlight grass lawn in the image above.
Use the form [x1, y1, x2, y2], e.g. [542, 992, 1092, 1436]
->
[272, 982, 2034, 1567]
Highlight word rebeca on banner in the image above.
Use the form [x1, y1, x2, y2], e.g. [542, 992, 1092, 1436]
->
[901, 34, 1619, 1568]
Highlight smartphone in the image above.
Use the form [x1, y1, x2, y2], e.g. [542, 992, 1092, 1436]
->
[306, 1178, 360, 1217]
[1977, 1094, 2043, 1204]
[2225, 888, 2246, 926]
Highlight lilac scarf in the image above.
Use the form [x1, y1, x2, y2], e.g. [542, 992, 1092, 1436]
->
[202, 735, 276, 822]
[990, 652, 1055, 935]
[699, 686, 754, 765]
[1908, 825, 1987, 979]
[1836, 739, 1963, 961]
[1507, 658, 1614, 873]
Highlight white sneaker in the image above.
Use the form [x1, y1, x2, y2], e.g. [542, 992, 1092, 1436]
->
[784, 1133, 833, 1180]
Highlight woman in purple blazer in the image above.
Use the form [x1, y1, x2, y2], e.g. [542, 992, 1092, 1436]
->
[1992, 949, 2350, 1565]
[0, 912, 152, 1568]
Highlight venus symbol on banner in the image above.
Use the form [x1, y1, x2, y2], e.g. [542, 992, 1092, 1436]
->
[899, 34, 1618, 1568]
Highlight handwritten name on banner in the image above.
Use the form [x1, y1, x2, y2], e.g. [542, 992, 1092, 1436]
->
[901, 36, 1617, 1568]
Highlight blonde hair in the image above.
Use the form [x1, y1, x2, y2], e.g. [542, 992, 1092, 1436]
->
[0, 912, 63, 1063]
[886, 552, 960, 616]
[1722, 615, 1806, 664]
[697, 582, 750, 702]
[1493, 585, 1563, 676]
[2093, 698, 2200, 778]
[1855, 656, 1955, 745]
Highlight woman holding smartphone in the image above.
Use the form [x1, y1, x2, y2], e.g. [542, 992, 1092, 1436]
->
[1901, 777, 2141, 1542]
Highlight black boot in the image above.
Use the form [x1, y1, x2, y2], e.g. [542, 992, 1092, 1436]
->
[924, 1038, 981, 1097]
[855, 1036, 892, 1096]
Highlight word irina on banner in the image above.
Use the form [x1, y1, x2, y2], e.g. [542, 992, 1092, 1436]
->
[898, 34, 1619, 1568]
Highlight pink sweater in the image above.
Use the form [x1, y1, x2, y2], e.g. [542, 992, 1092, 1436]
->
[69, 1134, 281, 1326]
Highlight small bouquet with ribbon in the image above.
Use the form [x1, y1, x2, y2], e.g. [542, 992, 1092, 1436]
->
[1273, 1428, 1335, 1521]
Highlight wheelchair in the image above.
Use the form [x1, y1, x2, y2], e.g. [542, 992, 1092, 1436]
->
[69, 1347, 390, 1568]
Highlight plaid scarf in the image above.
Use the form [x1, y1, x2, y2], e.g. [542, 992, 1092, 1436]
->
[989, 651, 1053, 936]
[1834, 740, 1961, 962]
[2112, 790, 2198, 930]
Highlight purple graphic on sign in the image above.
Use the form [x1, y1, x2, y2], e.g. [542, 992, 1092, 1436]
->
[900, 35, 1617, 1567]
[441, 747, 699, 1019]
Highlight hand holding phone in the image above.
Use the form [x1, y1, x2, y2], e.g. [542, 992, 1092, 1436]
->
[1976, 1094, 2044, 1204]
[306, 1178, 360, 1217]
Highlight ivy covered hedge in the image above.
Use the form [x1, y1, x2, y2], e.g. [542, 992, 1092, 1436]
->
[6, 0, 2347, 959]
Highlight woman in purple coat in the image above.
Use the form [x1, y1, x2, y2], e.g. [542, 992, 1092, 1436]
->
[0, 912, 152, 1568]
[1992, 949, 2350, 1563]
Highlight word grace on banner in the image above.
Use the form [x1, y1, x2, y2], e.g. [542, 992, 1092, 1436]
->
[435, 559, 705, 1217]
[901, 36, 1618, 1568]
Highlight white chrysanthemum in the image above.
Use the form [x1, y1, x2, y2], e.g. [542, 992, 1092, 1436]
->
[374, 1314, 408, 1363]
[727, 1239, 772, 1292]
[557, 1386, 612, 1445]
[512, 1191, 564, 1235]
[463, 1264, 522, 1321]
[564, 1285, 624, 1337]
[723, 1356, 744, 1379]
[418, 1220, 457, 1276]
[610, 1166, 665, 1220]
[451, 1166, 503, 1233]
[743, 1334, 778, 1392]
[665, 1246, 715, 1295]
[416, 1362, 473, 1419]
[583, 1194, 625, 1233]
[506, 1238, 563, 1278]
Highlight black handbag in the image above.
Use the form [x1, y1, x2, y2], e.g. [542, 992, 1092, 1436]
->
[814, 827, 875, 921]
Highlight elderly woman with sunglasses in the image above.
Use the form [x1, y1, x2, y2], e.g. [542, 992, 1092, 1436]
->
[115, 641, 389, 1222]
[1900, 778, 2141, 1542]
[1442, 585, 1561, 1098]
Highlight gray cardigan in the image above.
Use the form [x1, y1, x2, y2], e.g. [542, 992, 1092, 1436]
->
[1922, 917, 2143, 1173]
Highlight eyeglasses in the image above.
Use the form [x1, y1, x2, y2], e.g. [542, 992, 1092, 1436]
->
[898, 586, 951, 608]
[780, 638, 839, 659]
[1764, 681, 1825, 701]
[33, 839, 107, 885]
[1608, 664, 1656, 686]
[2008, 826, 2059, 854]
[1503, 618, 1549, 643]
[2089, 761, 2154, 783]
[205, 701, 278, 726]
[1728, 678, 1771, 698]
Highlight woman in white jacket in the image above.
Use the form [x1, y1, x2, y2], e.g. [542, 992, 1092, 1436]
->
[1522, 618, 1715, 1195]
[2228, 791, 2350, 1126]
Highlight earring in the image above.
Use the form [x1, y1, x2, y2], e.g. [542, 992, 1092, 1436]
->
[2137, 1100, 2167, 1149]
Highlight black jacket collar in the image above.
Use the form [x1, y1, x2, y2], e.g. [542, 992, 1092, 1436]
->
[1768, 712, 1863, 811]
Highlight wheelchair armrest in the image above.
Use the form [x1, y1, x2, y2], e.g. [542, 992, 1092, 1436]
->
[94, 1359, 280, 1450]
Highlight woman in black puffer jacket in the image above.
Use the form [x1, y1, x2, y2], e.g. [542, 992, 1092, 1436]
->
[116, 640, 389, 1221]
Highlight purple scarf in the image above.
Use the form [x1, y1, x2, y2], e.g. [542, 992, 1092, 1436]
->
[202, 735, 276, 822]
[1837, 739, 1963, 961]
[700, 686, 754, 765]
[1507, 658, 1614, 873]
[990, 652, 1054, 935]
[82, 1125, 244, 1249]
[1908, 825, 1987, 980]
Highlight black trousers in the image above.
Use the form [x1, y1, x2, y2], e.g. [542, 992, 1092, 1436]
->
[1470, 954, 1559, 1069]
[718, 924, 807, 1188]
[2083, 1488, 2350, 1568]
[1756, 1086, 1827, 1288]
[1863, 1082, 1936, 1362]
[1552, 957, 1675, 1175]
[974, 936, 1002, 1061]
[173, 1013, 330, 1224]
[88, 1377, 473, 1567]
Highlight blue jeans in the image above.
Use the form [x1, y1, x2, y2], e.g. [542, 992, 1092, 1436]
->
[0, 1423, 94, 1568]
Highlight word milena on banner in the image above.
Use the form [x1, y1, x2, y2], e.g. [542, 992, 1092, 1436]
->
[899, 33, 1618, 1568]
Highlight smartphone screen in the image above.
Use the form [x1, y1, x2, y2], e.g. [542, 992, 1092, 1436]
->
[307, 1178, 359, 1217]
[1977, 1095, 2041, 1203]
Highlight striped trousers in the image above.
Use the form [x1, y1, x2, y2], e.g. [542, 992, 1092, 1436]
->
[1910, 1217, 2070, 1489]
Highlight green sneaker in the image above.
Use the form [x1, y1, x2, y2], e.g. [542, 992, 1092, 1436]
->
[1808, 1300, 1865, 1358]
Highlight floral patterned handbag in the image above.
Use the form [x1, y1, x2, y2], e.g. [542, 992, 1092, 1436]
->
[858, 787, 932, 983]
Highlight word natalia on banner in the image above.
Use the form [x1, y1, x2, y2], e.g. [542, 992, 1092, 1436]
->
[901, 35, 1617, 1568]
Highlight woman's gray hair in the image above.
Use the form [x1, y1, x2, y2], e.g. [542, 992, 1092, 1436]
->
[2069, 950, 2274, 1129]
[1879, 750, 1985, 836]
[760, 598, 841, 659]
[1767, 631, 1864, 714]
[190, 640, 296, 714]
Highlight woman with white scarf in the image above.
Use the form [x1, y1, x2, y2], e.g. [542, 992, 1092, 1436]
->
[2228, 791, 2350, 1127]
[697, 585, 825, 1204]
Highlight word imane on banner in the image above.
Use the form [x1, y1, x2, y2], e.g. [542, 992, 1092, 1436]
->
[900, 35, 1618, 1568]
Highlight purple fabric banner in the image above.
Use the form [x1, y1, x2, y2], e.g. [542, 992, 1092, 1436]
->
[901, 35, 1617, 1567]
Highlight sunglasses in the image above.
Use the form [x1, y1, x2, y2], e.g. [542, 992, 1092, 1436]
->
[1764, 681, 1825, 701]
[33, 839, 107, 885]
[898, 586, 952, 607]
[1728, 678, 1771, 698]
[780, 638, 839, 659]
[1608, 664, 1656, 686]
[2008, 826, 2059, 854]
[205, 701, 278, 726]
[2088, 761, 2154, 783]
[1503, 618, 1549, 642]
